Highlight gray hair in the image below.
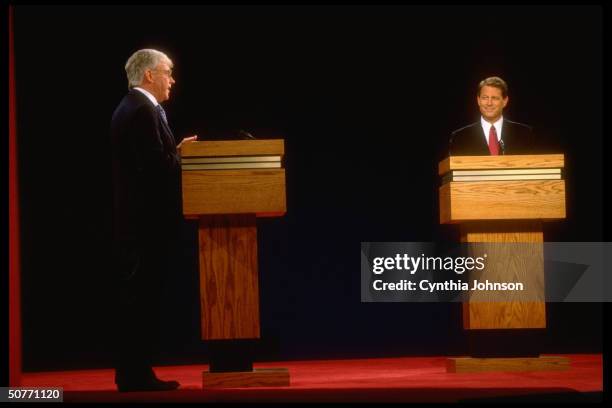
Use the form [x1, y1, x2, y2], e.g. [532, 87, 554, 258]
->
[125, 49, 173, 88]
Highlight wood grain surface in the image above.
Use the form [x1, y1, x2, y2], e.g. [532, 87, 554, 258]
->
[446, 356, 570, 373]
[182, 139, 284, 158]
[460, 221, 546, 329]
[183, 169, 286, 216]
[439, 180, 565, 223]
[203, 368, 290, 388]
[438, 154, 564, 175]
[198, 215, 260, 340]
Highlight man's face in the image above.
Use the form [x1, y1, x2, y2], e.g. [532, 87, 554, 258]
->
[477, 85, 508, 123]
[149, 60, 175, 103]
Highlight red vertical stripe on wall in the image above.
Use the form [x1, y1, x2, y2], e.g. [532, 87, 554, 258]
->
[9, 4, 22, 387]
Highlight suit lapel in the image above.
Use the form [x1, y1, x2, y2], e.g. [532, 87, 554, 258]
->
[501, 119, 514, 154]
[159, 113, 175, 143]
[473, 123, 490, 155]
[129, 89, 176, 150]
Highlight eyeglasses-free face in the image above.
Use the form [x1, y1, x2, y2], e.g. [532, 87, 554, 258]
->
[477, 85, 508, 123]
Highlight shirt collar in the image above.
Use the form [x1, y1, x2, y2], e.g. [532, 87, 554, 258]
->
[480, 115, 504, 140]
[133, 87, 159, 107]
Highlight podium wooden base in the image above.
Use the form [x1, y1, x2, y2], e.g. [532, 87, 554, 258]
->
[446, 356, 570, 373]
[461, 221, 546, 330]
[199, 214, 261, 340]
[203, 368, 290, 388]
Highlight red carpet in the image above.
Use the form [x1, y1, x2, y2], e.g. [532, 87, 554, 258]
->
[21, 354, 602, 402]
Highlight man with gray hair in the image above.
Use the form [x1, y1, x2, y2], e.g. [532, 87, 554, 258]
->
[110, 48, 196, 392]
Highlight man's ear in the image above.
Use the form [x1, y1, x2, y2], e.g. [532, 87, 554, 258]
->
[502, 96, 509, 108]
[142, 69, 153, 84]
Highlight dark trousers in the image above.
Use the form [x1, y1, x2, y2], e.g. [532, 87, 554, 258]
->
[112, 234, 171, 383]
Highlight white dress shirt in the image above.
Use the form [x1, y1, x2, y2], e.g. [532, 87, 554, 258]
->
[481, 116, 503, 146]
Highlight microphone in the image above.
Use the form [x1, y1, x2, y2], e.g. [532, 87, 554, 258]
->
[499, 137, 505, 155]
[238, 129, 256, 140]
[448, 134, 455, 157]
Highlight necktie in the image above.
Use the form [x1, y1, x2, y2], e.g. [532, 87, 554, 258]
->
[157, 105, 168, 125]
[156, 104, 175, 146]
[488, 125, 499, 156]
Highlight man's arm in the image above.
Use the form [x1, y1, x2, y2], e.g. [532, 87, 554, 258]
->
[129, 105, 180, 175]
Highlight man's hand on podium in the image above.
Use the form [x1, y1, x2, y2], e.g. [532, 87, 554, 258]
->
[177, 135, 198, 154]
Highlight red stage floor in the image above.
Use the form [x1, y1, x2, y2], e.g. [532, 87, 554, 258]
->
[21, 354, 602, 402]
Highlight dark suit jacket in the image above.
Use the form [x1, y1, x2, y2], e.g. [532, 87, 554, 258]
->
[448, 119, 534, 156]
[110, 89, 182, 377]
[110, 89, 181, 244]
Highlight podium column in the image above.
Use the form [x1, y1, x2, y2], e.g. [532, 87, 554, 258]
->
[181, 140, 290, 387]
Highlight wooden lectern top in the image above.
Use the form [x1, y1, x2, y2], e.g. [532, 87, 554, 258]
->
[439, 154, 566, 223]
[181, 139, 286, 217]
[438, 154, 564, 176]
[181, 139, 284, 158]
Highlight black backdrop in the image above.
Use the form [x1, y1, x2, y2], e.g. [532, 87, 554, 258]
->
[14, 5, 603, 371]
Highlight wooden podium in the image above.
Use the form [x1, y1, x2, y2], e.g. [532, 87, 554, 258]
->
[438, 154, 570, 373]
[181, 139, 290, 387]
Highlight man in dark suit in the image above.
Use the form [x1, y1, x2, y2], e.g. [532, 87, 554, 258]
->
[449, 76, 534, 156]
[110, 49, 196, 392]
